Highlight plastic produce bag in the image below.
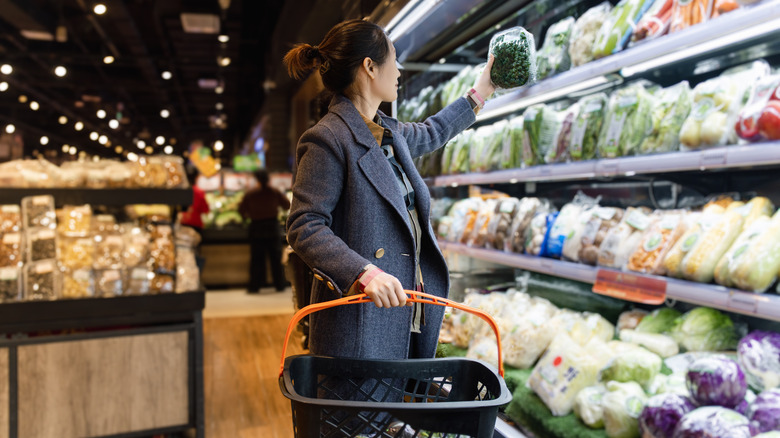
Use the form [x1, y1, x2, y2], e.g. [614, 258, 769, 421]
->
[486, 197, 521, 250]
[538, 106, 566, 164]
[737, 330, 780, 392]
[680, 209, 745, 283]
[627, 210, 686, 275]
[619, 329, 680, 358]
[640, 81, 693, 154]
[465, 199, 498, 247]
[600, 346, 663, 389]
[602, 381, 648, 438]
[730, 209, 780, 292]
[636, 307, 682, 334]
[670, 0, 714, 33]
[506, 197, 545, 253]
[598, 207, 655, 269]
[631, 0, 674, 44]
[598, 82, 655, 158]
[663, 207, 723, 278]
[593, 0, 655, 59]
[670, 307, 739, 352]
[570, 93, 608, 161]
[501, 297, 560, 369]
[469, 126, 492, 173]
[672, 406, 751, 438]
[536, 17, 574, 80]
[504, 116, 523, 169]
[579, 206, 624, 265]
[525, 211, 557, 256]
[528, 332, 600, 416]
[521, 104, 545, 166]
[546, 103, 579, 164]
[449, 129, 473, 174]
[574, 384, 608, 428]
[714, 216, 771, 288]
[488, 26, 537, 90]
[546, 192, 600, 259]
[736, 75, 780, 142]
[569, 2, 613, 67]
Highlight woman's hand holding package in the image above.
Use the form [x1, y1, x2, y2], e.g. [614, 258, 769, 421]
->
[473, 55, 496, 103]
[363, 269, 410, 308]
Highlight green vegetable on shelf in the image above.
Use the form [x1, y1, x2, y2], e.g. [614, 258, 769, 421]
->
[640, 81, 693, 154]
[522, 105, 545, 166]
[593, 0, 654, 59]
[670, 307, 739, 352]
[489, 27, 537, 89]
[536, 17, 574, 80]
[598, 83, 654, 158]
[635, 308, 681, 334]
[570, 93, 608, 161]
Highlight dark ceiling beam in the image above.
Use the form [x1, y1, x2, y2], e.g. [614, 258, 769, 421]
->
[0, 0, 56, 34]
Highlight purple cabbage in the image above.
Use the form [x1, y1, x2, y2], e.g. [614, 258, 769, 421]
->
[748, 389, 780, 435]
[737, 330, 780, 392]
[686, 356, 747, 408]
[672, 407, 751, 438]
[639, 393, 696, 438]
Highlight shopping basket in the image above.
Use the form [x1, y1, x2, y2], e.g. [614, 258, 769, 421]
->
[279, 291, 512, 438]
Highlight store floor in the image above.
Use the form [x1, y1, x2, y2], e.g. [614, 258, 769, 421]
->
[203, 287, 305, 438]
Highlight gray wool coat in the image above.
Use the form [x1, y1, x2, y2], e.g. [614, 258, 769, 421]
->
[286, 93, 476, 361]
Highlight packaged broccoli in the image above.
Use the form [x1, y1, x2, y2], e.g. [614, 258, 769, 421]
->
[598, 83, 655, 158]
[593, 0, 655, 59]
[536, 17, 574, 80]
[640, 81, 693, 154]
[488, 26, 537, 90]
[570, 93, 608, 161]
[569, 2, 613, 67]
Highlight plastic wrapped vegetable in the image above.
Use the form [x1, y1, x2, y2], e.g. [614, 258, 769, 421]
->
[578, 206, 624, 265]
[640, 81, 693, 154]
[501, 297, 560, 369]
[507, 197, 546, 253]
[672, 407, 751, 438]
[671, 307, 739, 352]
[663, 208, 722, 278]
[569, 2, 612, 67]
[602, 381, 648, 438]
[737, 331, 780, 392]
[639, 393, 696, 438]
[536, 17, 574, 80]
[593, 0, 655, 58]
[670, 0, 714, 34]
[521, 104, 545, 166]
[546, 103, 578, 164]
[631, 0, 674, 44]
[735, 75, 780, 142]
[486, 197, 521, 250]
[598, 207, 656, 269]
[686, 355, 747, 408]
[488, 26, 537, 89]
[450, 129, 473, 174]
[714, 216, 771, 288]
[562, 205, 600, 262]
[570, 93, 608, 161]
[598, 83, 655, 158]
[546, 192, 600, 259]
[730, 209, 780, 293]
[747, 389, 780, 435]
[528, 332, 600, 416]
[636, 308, 682, 334]
[619, 329, 679, 358]
[469, 125, 492, 173]
[600, 346, 663, 389]
[618, 309, 649, 332]
[504, 116, 523, 169]
[526, 211, 557, 256]
[627, 210, 686, 275]
[538, 106, 566, 165]
[680, 209, 744, 283]
[466, 199, 498, 247]
[574, 384, 608, 428]
[485, 121, 509, 172]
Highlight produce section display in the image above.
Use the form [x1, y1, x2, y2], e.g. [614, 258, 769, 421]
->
[0, 195, 200, 301]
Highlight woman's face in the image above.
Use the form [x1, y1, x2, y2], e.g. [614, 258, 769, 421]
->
[371, 41, 401, 103]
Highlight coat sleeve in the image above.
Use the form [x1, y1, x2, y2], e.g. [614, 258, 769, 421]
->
[396, 96, 476, 159]
[285, 126, 369, 294]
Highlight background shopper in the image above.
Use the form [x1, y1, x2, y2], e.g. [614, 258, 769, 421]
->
[284, 19, 495, 362]
[238, 169, 290, 293]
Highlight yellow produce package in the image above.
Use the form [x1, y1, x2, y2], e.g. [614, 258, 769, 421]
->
[680, 210, 745, 283]
[731, 209, 780, 293]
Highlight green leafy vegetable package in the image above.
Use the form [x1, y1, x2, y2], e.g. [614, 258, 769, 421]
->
[489, 26, 537, 90]
[536, 17, 574, 80]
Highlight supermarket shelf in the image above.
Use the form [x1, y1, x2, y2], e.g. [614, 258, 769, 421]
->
[431, 142, 780, 186]
[439, 241, 780, 322]
[0, 187, 193, 207]
[475, 1, 780, 122]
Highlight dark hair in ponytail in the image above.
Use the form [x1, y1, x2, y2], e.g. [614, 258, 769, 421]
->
[283, 19, 390, 94]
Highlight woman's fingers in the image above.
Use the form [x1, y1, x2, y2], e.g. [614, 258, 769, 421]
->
[365, 272, 407, 308]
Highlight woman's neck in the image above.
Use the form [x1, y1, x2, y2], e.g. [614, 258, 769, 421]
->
[347, 92, 380, 121]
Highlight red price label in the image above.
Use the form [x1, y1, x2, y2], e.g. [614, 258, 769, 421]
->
[593, 269, 667, 305]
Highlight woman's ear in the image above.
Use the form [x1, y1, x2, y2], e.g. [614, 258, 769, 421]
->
[362, 57, 375, 79]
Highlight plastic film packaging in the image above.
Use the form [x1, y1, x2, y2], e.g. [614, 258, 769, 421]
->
[713, 214, 771, 288]
[575, 206, 624, 265]
[598, 207, 654, 269]
[58, 204, 92, 237]
[627, 210, 686, 275]
[508, 197, 547, 253]
[546, 103, 579, 164]
[488, 26, 537, 90]
[640, 81, 693, 154]
[670, 0, 714, 33]
[536, 17, 574, 80]
[465, 199, 499, 247]
[574, 384, 608, 428]
[0, 205, 21, 233]
[486, 198, 521, 250]
[570, 93, 608, 161]
[593, 0, 655, 58]
[663, 206, 723, 278]
[547, 192, 600, 259]
[24, 259, 59, 300]
[21, 195, 55, 230]
[730, 209, 780, 292]
[619, 329, 679, 358]
[501, 297, 560, 369]
[681, 209, 745, 283]
[631, 0, 674, 44]
[569, 2, 613, 67]
[602, 381, 648, 438]
[0, 266, 20, 301]
[598, 82, 655, 158]
[0, 232, 22, 268]
[62, 268, 93, 299]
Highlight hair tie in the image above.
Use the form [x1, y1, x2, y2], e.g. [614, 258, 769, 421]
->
[305, 45, 320, 60]
[319, 59, 330, 75]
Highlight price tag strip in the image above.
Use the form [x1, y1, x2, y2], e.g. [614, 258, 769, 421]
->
[593, 269, 667, 305]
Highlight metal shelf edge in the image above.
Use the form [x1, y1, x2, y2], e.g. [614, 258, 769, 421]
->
[439, 241, 780, 321]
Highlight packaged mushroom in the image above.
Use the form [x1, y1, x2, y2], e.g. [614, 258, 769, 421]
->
[0, 267, 21, 301]
[508, 198, 550, 253]
[24, 259, 59, 300]
[486, 198, 521, 250]
[27, 227, 57, 262]
[0, 232, 23, 267]
[0, 205, 21, 233]
[21, 195, 56, 229]
[62, 268, 93, 299]
[579, 207, 624, 265]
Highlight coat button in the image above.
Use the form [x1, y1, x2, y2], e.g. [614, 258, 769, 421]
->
[314, 274, 324, 281]
[375, 248, 385, 259]
[327, 281, 335, 290]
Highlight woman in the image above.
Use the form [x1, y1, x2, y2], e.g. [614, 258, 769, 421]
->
[284, 19, 495, 362]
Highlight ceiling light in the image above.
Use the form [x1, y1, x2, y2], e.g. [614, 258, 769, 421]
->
[74, 121, 84, 131]
[108, 119, 119, 129]
[164, 145, 173, 155]
[137, 139, 146, 149]
[18, 95, 27, 103]
[58, 115, 67, 124]
[54, 66, 67, 77]
[161, 71, 172, 80]
[144, 146, 153, 154]
[214, 140, 224, 151]
[89, 132, 99, 141]
[29, 101, 39, 111]
[154, 136, 164, 145]
[5, 124, 15, 134]
[215, 86, 224, 94]
[218, 34, 229, 43]
[103, 55, 114, 64]
[127, 152, 138, 162]
[69, 146, 77, 155]
[0, 64, 12, 75]
[40, 136, 49, 145]
[96, 109, 106, 119]
[0, 82, 7, 92]
[160, 109, 170, 118]
[218, 56, 231, 67]
[93, 4, 107, 15]
[115, 146, 123, 154]
[98, 135, 108, 144]
[62, 144, 69, 153]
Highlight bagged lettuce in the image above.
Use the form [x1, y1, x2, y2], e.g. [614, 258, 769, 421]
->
[538, 106, 566, 165]
[570, 93, 608, 161]
[598, 83, 655, 158]
[569, 2, 612, 67]
[521, 104, 545, 166]
[449, 129, 473, 174]
[574, 384, 608, 428]
[536, 17, 574, 80]
[602, 381, 648, 438]
[504, 115, 523, 169]
[640, 81, 693, 154]
[546, 103, 578, 164]
[593, 0, 655, 58]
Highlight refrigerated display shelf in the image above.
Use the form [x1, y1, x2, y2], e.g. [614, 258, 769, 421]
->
[439, 240, 780, 322]
[0, 187, 193, 207]
[475, 1, 780, 123]
[430, 142, 780, 186]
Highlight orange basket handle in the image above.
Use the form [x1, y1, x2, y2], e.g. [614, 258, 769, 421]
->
[279, 290, 504, 378]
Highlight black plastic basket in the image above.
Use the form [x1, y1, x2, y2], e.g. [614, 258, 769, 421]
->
[279, 291, 512, 438]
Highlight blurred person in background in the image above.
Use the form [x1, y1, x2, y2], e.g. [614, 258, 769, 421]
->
[179, 169, 210, 270]
[239, 169, 291, 293]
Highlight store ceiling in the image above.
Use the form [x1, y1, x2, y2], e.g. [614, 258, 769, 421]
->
[0, 0, 284, 160]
